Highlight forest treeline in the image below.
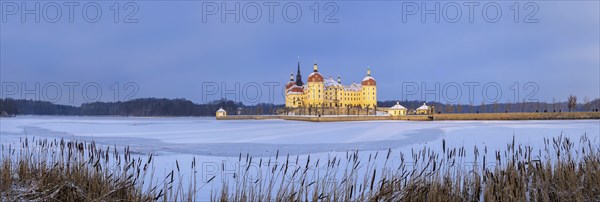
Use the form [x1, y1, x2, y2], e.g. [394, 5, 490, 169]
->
[378, 98, 600, 114]
[0, 98, 279, 116]
[1, 97, 598, 117]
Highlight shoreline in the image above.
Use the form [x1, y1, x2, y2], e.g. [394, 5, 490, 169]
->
[217, 112, 600, 122]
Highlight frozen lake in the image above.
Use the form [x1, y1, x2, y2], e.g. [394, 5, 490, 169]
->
[1, 116, 598, 157]
[1, 116, 599, 200]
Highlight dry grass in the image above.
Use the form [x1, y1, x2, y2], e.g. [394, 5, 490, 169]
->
[2, 134, 599, 201]
[0, 137, 191, 201]
[215, 135, 600, 201]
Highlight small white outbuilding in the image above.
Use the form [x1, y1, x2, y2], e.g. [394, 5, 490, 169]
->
[416, 103, 430, 115]
[216, 107, 227, 117]
[389, 102, 407, 116]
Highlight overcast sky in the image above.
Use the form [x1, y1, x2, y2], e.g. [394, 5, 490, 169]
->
[1, 1, 598, 105]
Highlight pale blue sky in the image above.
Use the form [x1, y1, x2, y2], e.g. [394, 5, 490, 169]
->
[1, 1, 598, 105]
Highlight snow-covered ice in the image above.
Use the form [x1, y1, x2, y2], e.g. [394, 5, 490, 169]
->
[1, 116, 598, 200]
[1, 116, 598, 157]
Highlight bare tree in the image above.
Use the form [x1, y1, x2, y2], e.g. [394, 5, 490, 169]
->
[583, 96, 591, 111]
[505, 100, 512, 112]
[519, 99, 525, 112]
[456, 103, 463, 113]
[568, 95, 577, 112]
[493, 101, 499, 113]
[480, 101, 486, 113]
[469, 101, 474, 113]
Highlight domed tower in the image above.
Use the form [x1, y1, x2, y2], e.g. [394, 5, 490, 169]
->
[361, 67, 377, 109]
[286, 60, 305, 108]
[285, 73, 297, 108]
[286, 73, 295, 90]
[306, 62, 324, 108]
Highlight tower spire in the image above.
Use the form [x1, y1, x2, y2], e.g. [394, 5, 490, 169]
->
[367, 65, 371, 76]
[313, 59, 318, 72]
[295, 58, 304, 86]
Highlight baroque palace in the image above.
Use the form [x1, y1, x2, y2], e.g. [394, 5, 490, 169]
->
[285, 61, 377, 109]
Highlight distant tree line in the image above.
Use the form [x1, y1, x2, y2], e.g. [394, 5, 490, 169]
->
[378, 97, 600, 114]
[1, 98, 78, 115]
[0, 98, 18, 115]
[1, 96, 598, 117]
[0, 98, 283, 117]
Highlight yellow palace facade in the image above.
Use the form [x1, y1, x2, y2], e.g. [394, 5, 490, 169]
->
[285, 61, 377, 109]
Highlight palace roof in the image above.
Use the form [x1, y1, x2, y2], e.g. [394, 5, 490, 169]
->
[362, 76, 376, 86]
[324, 77, 342, 87]
[307, 72, 324, 82]
[344, 82, 362, 92]
[286, 81, 295, 89]
[287, 85, 304, 94]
